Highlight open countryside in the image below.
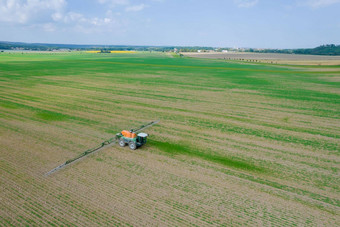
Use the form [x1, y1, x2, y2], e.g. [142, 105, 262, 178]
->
[183, 52, 340, 65]
[0, 51, 339, 225]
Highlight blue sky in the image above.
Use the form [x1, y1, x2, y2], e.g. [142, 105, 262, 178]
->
[0, 0, 339, 48]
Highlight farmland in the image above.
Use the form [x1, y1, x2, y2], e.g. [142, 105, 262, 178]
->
[0, 51, 339, 226]
[183, 52, 340, 65]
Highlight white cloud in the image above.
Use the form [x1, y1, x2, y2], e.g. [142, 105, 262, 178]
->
[234, 0, 259, 8]
[65, 12, 86, 23]
[0, 0, 66, 24]
[0, 0, 125, 34]
[42, 23, 56, 32]
[89, 17, 113, 26]
[301, 0, 340, 8]
[0, 0, 148, 37]
[51, 12, 62, 21]
[97, 0, 148, 12]
[49, 10, 125, 34]
[125, 3, 146, 12]
[97, 0, 129, 7]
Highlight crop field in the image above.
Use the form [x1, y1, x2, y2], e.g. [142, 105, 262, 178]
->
[183, 52, 340, 65]
[0, 51, 339, 226]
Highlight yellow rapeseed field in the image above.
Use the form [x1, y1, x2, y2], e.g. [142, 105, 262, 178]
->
[85, 50, 135, 53]
[110, 51, 135, 53]
[86, 50, 101, 53]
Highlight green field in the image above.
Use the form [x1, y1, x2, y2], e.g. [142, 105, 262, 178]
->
[0, 52, 339, 226]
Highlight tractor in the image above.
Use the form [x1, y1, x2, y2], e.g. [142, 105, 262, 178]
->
[45, 120, 159, 176]
[115, 120, 159, 150]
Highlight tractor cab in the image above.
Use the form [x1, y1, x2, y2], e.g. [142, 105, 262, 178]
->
[136, 132, 148, 146]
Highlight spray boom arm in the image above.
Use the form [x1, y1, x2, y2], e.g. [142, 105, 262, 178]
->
[45, 120, 159, 176]
[131, 119, 160, 133]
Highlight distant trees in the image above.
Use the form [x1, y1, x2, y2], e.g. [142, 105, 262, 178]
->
[294, 44, 340, 56]
[100, 49, 111, 53]
[251, 44, 340, 56]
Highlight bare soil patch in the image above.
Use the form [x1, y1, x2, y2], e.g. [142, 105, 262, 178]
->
[183, 52, 340, 65]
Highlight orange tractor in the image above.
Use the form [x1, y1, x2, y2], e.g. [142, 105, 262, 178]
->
[46, 120, 159, 176]
[116, 120, 159, 150]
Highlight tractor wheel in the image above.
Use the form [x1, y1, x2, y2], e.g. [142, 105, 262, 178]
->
[119, 139, 126, 147]
[129, 142, 137, 150]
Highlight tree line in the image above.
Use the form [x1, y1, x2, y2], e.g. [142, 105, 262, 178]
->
[0, 41, 339, 56]
[247, 44, 340, 56]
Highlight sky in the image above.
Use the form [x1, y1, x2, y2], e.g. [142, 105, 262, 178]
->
[0, 0, 339, 48]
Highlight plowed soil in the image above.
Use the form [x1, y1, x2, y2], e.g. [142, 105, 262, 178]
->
[183, 52, 340, 65]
